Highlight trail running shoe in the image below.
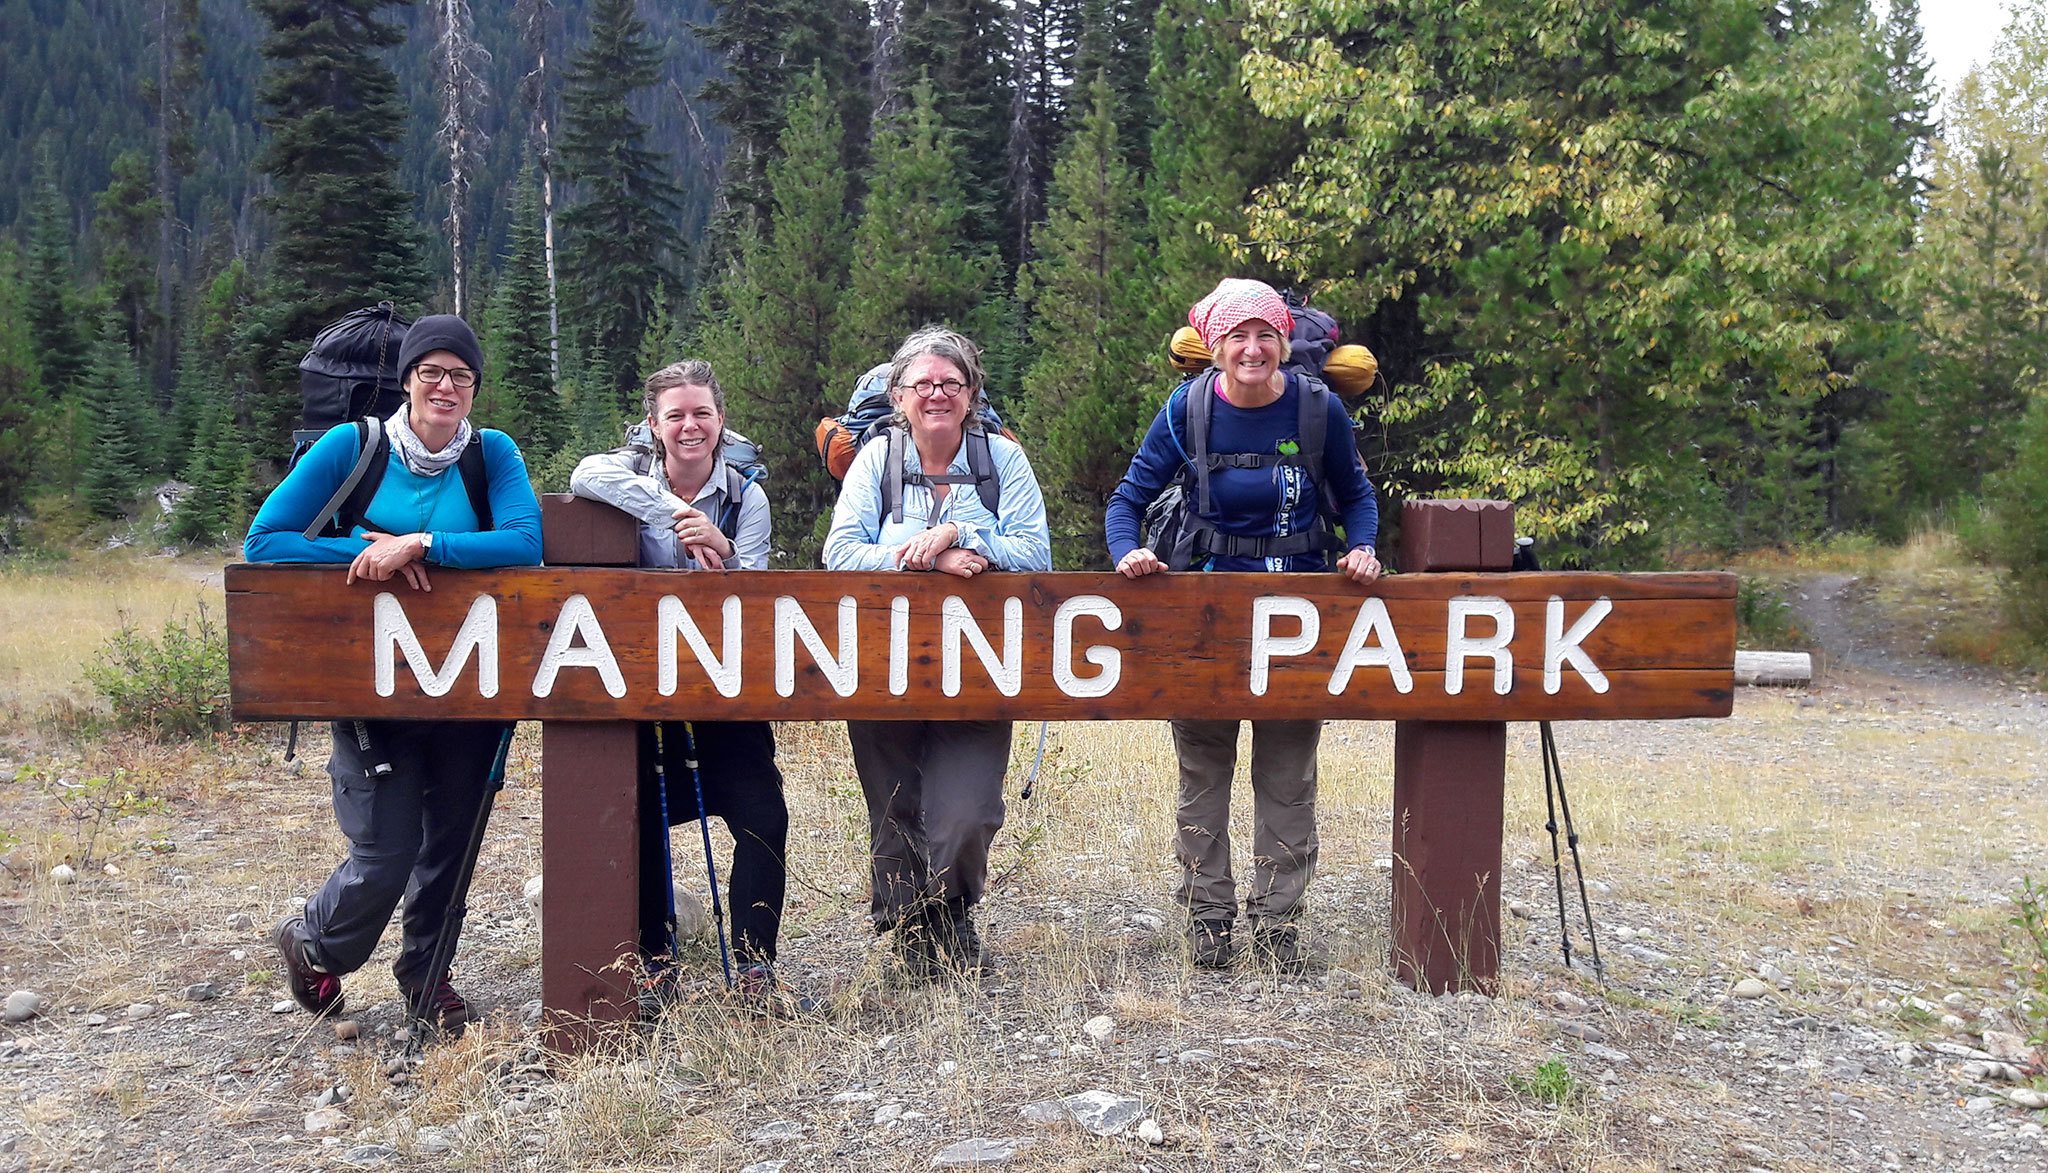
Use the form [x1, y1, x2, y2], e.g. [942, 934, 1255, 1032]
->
[273, 914, 344, 1016]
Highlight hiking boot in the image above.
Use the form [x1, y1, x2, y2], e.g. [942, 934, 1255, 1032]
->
[274, 915, 344, 1016]
[735, 962, 820, 1016]
[402, 974, 475, 1035]
[933, 906, 995, 977]
[1189, 919, 1235, 969]
[1252, 922, 1306, 975]
[889, 913, 941, 983]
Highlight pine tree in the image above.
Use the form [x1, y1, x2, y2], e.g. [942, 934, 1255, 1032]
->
[143, 0, 203, 379]
[92, 150, 164, 355]
[890, 0, 1016, 257]
[79, 312, 151, 518]
[23, 148, 87, 399]
[558, 0, 684, 399]
[173, 357, 253, 545]
[831, 80, 998, 377]
[0, 243, 44, 519]
[701, 70, 853, 559]
[1017, 75, 1156, 568]
[251, 0, 427, 446]
[484, 164, 563, 457]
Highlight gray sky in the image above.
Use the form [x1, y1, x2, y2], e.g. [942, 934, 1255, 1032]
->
[1923, 1, 2016, 105]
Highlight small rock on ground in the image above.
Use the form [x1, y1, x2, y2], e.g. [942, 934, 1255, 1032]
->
[747, 1120, 805, 1143]
[932, 1137, 1035, 1167]
[3, 992, 43, 1024]
[1081, 1015, 1115, 1043]
[341, 1144, 397, 1167]
[1019, 1090, 1144, 1136]
[1731, 978, 1770, 999]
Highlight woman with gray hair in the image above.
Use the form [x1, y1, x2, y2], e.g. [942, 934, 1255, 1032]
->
[571, 360, 790, 1005]
[823, 326, 1051, 979]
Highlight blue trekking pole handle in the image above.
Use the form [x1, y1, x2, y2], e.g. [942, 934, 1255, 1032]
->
[683, 721, 735, 989]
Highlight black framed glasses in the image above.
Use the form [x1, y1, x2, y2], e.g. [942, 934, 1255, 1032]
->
[901, 378, 968, 398]
[415, 363, 478, 389]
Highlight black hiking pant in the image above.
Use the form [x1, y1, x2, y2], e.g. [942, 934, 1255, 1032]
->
[636, 720, 788, 966]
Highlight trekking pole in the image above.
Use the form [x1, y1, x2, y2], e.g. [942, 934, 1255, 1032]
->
[1539, 721, 1605, 983]
[1017, 720, 1050, 800]
[681, 721, 735, 989]
[408, 723, 515, 1045]
[649, 724, 682, 971]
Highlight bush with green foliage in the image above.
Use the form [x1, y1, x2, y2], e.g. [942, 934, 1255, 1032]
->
[82, 606, 231, 739]
[1988, 393, 2048, 646]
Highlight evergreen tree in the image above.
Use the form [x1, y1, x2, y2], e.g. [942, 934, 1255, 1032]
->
[701, 70, 853, 559]
[0, 243, 43, 520]
[1883, 0, 1936, 196]
[143, 0, 203, 376]
[558, 0, 684, 400]
[484, 164, 564, 456]
[1017, 75, 1156, 568]
[23, 148, 87, 398]
[832, 80, 998, 377]
[251, 0, 427, 446]
[78, 312, 151, 518]
[92, 150, 164, 356]
[889, 0, 1015, 257]
[173, 361, 253, 545]
[1063, 0, 1159, 168]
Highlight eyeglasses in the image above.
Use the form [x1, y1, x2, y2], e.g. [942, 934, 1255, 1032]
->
[901, 378, 968, 398]
[415, 363, 478, 389]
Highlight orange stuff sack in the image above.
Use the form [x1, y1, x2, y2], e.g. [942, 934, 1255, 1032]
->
[1320, 344, 1379, 400]
[1168, 326, 1211, 373]
[815, 417, 862, 480]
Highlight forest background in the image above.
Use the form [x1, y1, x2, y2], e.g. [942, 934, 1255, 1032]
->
[5, 0, 2048, 644]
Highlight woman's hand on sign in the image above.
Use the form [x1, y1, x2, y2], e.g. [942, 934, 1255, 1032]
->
[896, 522, 960, 571]
[933, 547, 989, 578]
[671, 504, 733, 569]
[1116, 547, 1165, 578]
[1337, 544, 1382, 584]
[349, 531, 432, 591]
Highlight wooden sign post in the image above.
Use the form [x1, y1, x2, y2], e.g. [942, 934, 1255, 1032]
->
[225, 497, 1734, 1046]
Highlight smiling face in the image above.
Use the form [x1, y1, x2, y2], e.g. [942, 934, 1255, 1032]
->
[1217, 318, 1285, 394]
[404, 349, 477, 441]
[650, 381, 724, 472]
[891, 353, 973, 454]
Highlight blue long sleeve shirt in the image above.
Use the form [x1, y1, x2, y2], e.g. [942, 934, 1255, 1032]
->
[1103, 372, 1379, 572]
[823, 428, 1053, 572]
[243, 424, 544, 568]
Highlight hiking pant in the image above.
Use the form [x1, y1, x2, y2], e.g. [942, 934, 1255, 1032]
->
[636, 721, 788, 966]
[846, 720, 1011, 930]
[304, 719, 507, 991]
[1171, 718, 1322, 925]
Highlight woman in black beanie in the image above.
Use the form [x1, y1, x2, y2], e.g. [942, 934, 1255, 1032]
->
[245, 313, 543, 1033]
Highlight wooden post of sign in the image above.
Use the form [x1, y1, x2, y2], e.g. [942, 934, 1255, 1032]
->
[538, 495, 643, 1050]
[1390, 499, 1516, 993]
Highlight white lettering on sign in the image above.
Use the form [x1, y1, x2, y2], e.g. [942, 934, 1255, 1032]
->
[1446, 596, 1515, 696]
[657, 595, 742, 698]
[532, 594, 625, 698]
[776, 596, 858, 697]
[943, 596, 1023, 697]
[1250, 596, 1321, 697]
[889, 596, 910, 696]
[1327, 597, 1413, 695]
[1052, 595, 1123, 698]
[374, 592, 499, 698]
[1545, 596, 1612, 694]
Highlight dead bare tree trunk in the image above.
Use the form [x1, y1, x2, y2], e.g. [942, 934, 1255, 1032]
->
[437, 0, 490, 316]
[519, 0, 561, 391]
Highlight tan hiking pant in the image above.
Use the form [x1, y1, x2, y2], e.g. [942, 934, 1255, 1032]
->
[1171, 718, 1322, 924]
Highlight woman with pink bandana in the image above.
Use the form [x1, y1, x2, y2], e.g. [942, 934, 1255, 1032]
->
[1103, 278, 1382, 973]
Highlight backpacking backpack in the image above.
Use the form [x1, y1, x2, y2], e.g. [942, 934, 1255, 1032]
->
[1141, 370, 1351, 570]
[618, 421, 767, 541]
[293, 302, 413, 457]
[1165, 290, 1380, 400]
[814, 362, 1013, 521]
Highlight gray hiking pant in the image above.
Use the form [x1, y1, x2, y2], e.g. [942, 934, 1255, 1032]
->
[1171, 718, 1322, 925]
[846, 720, 1011, 930]
[303, 719, 506, 990]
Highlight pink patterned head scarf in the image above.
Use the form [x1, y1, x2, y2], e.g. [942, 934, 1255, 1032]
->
[1188, 278, 1293, 352]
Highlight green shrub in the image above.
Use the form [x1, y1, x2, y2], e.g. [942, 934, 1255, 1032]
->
[82, 605, 231, 739]
[1988, 394, 2048, 645]
[1508, 1056, 1581, 1106]
[1735, 578, 1806, 649]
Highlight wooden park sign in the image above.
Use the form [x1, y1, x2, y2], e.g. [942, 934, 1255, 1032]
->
[225, 498, 1734, 1045]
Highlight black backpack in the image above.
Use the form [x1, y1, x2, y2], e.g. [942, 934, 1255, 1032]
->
[1142, 370, 1349, 570]
[293, 302, 412, 455]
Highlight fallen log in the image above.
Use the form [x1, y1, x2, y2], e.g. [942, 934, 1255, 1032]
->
[1734, 650, 1812, 687]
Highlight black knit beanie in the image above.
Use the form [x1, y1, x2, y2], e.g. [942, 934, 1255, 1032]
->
[397, 314, 485, 384]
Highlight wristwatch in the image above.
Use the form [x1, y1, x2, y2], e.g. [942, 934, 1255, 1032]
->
[418, 532, 434, 558]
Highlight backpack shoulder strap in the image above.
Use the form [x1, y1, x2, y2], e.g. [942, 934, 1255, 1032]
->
[1188, 370, 1216, 515]
[882, 425, 908, 525]
[716, 461, 748, 541]
[965, 426, 1000, 516]
[1297, 374, 1328, 472]
[303, 418, 385, 540]
[458, 436, 492, 531]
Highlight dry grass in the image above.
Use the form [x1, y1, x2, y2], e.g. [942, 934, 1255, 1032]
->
[0, 549, 219, 723]
[0, 555, 2043, 1171]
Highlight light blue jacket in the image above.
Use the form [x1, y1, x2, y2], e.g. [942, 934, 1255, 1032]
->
[822, 428, 1052, 572]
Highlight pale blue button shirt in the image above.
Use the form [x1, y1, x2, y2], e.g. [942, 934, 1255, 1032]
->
[822, 429, 1053, 571]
